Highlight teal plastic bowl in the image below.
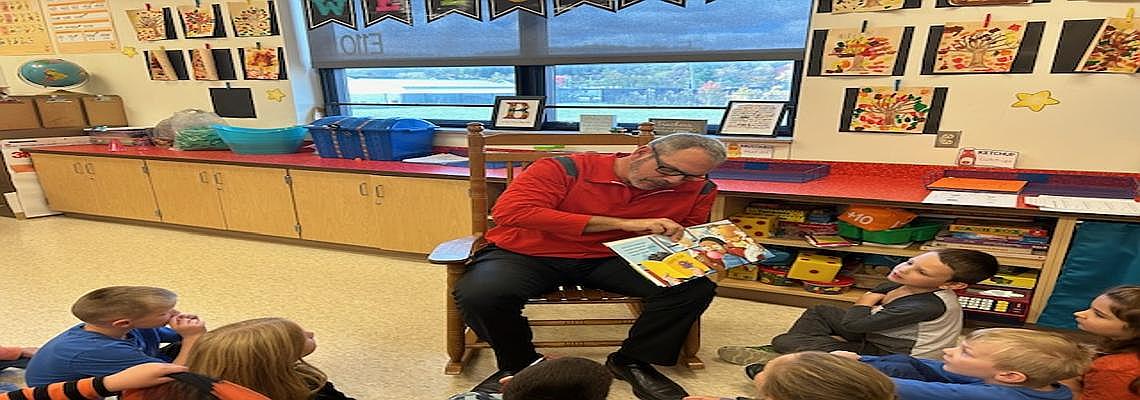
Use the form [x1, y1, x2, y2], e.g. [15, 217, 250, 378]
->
[212, 125, 306, 155]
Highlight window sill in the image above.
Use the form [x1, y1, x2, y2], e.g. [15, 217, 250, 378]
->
[435, 127, 793, 144]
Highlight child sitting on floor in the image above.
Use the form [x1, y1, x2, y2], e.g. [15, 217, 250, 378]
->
[719, 249, 999, 368]
[686, 351, 897, 400]
[837, 327, 1091, 400]
[1068, 285, 1140, 400]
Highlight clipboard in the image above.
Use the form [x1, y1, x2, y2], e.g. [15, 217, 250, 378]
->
[81, 95, 128, 127]
[0, 96, 41, 130]
[926, 177, 1028, 193]
[34, 95, 87, 128]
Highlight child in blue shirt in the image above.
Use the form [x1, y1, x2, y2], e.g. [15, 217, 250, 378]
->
[25, 286, 207, 386]
[835, 328, 1092, 400]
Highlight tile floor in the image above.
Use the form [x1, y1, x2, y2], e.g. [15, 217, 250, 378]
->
[0, 216, 807, 399]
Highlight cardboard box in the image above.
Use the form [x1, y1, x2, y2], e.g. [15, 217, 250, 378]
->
[0, 97, 41, 130]
[34, 95, 87, 128]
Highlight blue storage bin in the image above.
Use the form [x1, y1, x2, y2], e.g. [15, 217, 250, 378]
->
[307, 116, 437, 161]
[212, 125, 306, 154]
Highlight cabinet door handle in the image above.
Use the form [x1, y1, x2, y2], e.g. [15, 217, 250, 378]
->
[72, 162, 82, 174]
[213, 172, 223, 185]
[359, 182, 368, 196]
[199, 171, 209, 183]
[84, 163, 94, 175]
[374, 184, 384, 205]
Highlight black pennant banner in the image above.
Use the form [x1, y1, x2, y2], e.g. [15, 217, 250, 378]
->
[305, 0, 356, 30]
[617, 0, 644, 9]
[662, 0, 685, 6]
[426, 0, 481, 22]
[365, 0, 413, 26]
[555, 0, 617, 15]
[490, 0, 546, 20]
[706, 0, 715, 3]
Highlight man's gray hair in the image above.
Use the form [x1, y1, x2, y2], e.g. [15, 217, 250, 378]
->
[648, 133, 728, 164]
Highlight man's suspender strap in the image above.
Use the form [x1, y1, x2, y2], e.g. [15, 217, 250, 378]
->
[701, 180, 716, 195]
[553, 156, 578, 178]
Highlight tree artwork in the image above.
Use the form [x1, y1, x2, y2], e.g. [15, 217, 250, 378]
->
[936, 20, 1026, 73]
[229, 1, 275, 37]
[1078, 17, 1140, 74]
[127, 9, 168, 41]
[833, 0, 905, 14]
[822, 27, 903, 75]
[848, 86, 933, 133]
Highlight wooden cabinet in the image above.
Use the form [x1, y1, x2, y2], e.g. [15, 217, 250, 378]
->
[147, 161, 298, 238]
[291, 170, 471, 253]
[31, 153, 159, 221]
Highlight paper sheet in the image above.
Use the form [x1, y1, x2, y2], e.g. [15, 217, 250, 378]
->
[923, 190, 1020, 208]
[1025, 195, 1140, 216]
[401, 153, 469, 165]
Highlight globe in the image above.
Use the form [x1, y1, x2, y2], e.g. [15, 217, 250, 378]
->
[17, 58, 89, 89]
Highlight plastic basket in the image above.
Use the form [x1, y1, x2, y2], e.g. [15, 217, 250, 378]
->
[926, 170, 1139, 199]
[838, 219, 947, 244]
[307, 117, 437, 161]
[213, 125, 306, 154]
[708, 162, 830, 183]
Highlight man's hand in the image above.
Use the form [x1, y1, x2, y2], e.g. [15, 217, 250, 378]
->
[830, 350, 861, 360]
[855, 291, 886, 307]
[103, 362, 188, 392]
[19, 347, 37, 358]
[617, 218, 686, 241]
[169, 314, 206, 338]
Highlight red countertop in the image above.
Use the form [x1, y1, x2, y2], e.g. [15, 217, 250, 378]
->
[25, 144, 1140, 220]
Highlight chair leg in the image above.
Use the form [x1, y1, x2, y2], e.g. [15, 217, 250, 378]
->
[681, 319, 704, 370]
[446, 264, 468, 375]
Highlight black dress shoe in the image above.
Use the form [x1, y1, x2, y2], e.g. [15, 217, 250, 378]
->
[606, 353, 689, 400]
[470, 369, 514, 394]
[744, 362, 766, 381]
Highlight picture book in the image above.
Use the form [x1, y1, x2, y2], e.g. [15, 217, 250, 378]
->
[604, 220, 774, 287]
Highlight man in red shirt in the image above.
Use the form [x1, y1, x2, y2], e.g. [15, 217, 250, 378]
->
[454, 133, 727, 400]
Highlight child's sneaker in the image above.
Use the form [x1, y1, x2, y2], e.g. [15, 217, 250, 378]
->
[716, 345, 780, 365]
[744, 361, 767, 380]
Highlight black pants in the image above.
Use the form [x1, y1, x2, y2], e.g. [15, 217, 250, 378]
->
[771, 305, 889, 355]
[453, 246, 717, 372]
[0, 357, 28, 371]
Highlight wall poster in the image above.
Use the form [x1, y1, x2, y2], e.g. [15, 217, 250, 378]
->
[45, 0, 118, 53]
[0, 0, 55, 55]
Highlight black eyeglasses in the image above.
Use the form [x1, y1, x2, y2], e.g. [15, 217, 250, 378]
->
[651, 146, 708, 181]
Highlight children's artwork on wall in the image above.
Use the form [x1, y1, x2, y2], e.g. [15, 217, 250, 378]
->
[179, 4, 227, 38]
[190, 46, 219, 81]
[1010, 90, 1060, 112]
[820, 27, 907, 75]
[839, 86, 949, 134]
[820, 0, 921, 14]
[940, 0, 1039, 7]
[228, 1, 280, 37]
[1078, 17, 1140, 73]
[240, 47, 288, 80]
[922, 21, 1045, 75]
[145, 49, 185, 81]
[0, 0, 55, 55]
[126, 8, 176, 41]
[934, 20, 1028, 73]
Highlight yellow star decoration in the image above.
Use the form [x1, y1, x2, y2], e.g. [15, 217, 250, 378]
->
[266, 88, 287, 102]
[1011, 90, 1060, 112]
[121, 46, 138, 58]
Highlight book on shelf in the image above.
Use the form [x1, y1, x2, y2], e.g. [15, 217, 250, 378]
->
[933, 234, 1049, 251]
[945, 230, 1050, 245]
[604, 220, 775, 287]
[805, 233, 857, 248]
[948, 218, 1050, 238]
[919, 242, 1046, 260]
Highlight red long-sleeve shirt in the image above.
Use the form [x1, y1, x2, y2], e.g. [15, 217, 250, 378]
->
[1081, 353, 1140, 400]
[484, 153, 717, 258]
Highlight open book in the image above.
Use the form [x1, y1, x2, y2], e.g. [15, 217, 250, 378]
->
[604, 220, 774, 287]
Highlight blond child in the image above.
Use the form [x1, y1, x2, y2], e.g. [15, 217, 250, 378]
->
[185, 317, 353, 400]
[1070, 285, 1140, 400]
[839, 328, 1091, 400]
[25, 286, 207, 386]
[686, 351, 898, 400]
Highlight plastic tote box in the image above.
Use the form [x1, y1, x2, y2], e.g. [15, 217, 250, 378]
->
[307, 116, 437, 161]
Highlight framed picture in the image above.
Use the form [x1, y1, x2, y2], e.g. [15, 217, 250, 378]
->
[649, 118, 708, 135]
[717, 101, 786, 136]
[491, 96, 546, 130]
